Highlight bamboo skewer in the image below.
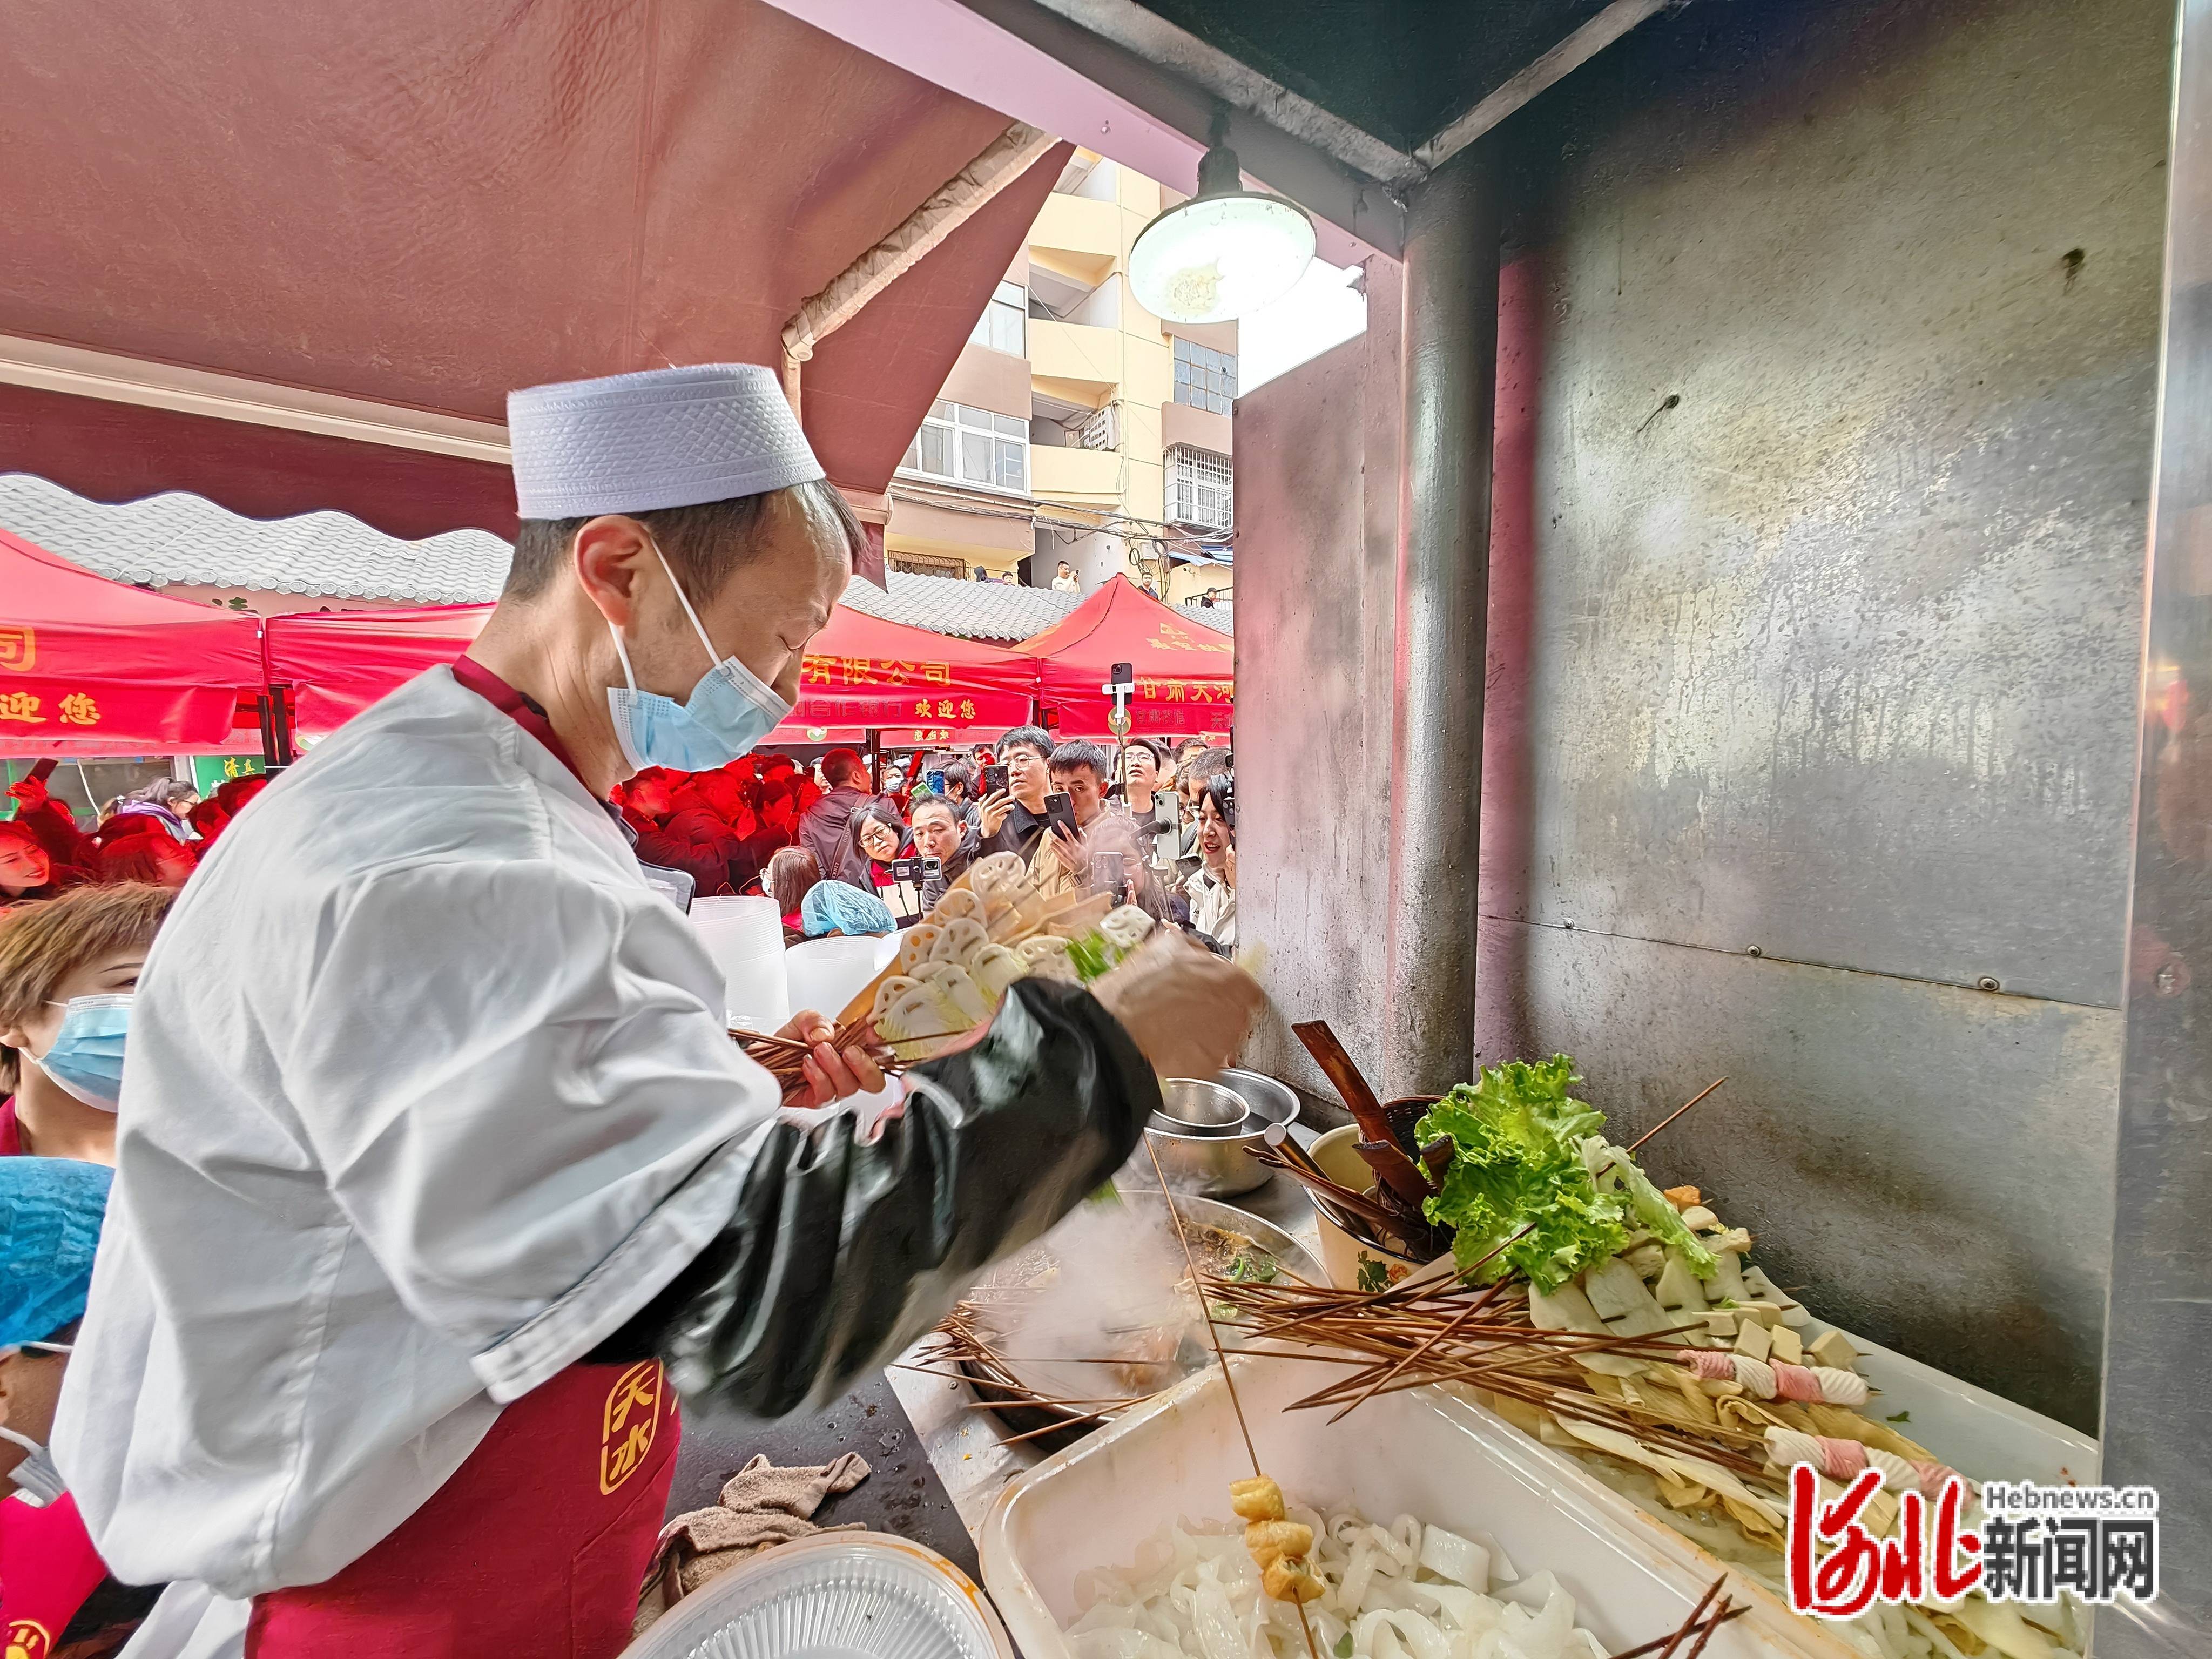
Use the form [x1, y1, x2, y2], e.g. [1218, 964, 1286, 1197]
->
[1609, 1603, 1744, 1659]
[1197, 1273, 1778, 1479]
[1627, 1077, 1727, 1154]
[1677, 1602, 1735, 1659]
[1142, 1138, 1326, 1659]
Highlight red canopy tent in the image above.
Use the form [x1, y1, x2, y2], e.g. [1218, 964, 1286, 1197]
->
[0, 528, 262, 758]
[264, 605, 491, 739]
[772, 608, 1035, 746]
[265, 601, 1036, 746]
[1013, 575, 1233, 740]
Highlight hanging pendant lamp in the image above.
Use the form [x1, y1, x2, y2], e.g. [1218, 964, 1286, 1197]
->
[1127, 140, 1316, 325]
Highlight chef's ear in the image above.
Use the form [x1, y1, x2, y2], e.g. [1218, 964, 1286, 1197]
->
[571, 515, 658, 630]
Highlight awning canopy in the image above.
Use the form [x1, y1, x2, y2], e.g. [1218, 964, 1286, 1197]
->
[1, 0, 1067, 541]
[772, 606, 1036, 744]
[1013, 575, 1233, 739]
[266, 600, 1037, 746]
[0, 529, 263, 758]
[265, 606, 493, 739]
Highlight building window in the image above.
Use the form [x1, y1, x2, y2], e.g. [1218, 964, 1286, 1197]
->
[970, 280, 1026, 356]
[1172, 336, 1237, 415]
[1168, 445, 1232, 531]
[901, 400, 1029, 493]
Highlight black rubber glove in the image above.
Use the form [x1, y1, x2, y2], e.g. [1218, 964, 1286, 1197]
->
[590, 976, 1159, 1415]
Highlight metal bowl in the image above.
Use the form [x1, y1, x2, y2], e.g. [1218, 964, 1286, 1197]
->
[1158, 1077, 1249, 1131]
[1142, 1067, 1302, 1197]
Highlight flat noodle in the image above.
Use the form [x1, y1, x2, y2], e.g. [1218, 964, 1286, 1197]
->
[1067, 1501, 1613, 1659]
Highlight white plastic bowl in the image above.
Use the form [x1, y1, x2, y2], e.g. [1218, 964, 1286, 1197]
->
[621, 1531, 1014, 1659]
[980, 1353, 1835, 1659]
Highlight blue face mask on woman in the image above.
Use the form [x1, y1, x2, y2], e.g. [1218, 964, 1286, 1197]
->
[33, 994, 131, 1110]
[605, 534, 794, 772]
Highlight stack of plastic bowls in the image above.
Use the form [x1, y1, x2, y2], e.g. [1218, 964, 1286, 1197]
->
[689, 895, 790, 1031]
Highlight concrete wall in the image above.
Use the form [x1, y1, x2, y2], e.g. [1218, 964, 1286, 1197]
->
[1239, 0, 2168, 1430]
[1239, 259, 1402, 1098]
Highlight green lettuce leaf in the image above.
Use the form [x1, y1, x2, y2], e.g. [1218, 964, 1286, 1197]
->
[1414, 1056, 1629, 1292]
[1587, 1139, 1717, 1280]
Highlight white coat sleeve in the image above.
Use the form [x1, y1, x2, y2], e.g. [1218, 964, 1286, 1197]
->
[283, 857, 779, 1401]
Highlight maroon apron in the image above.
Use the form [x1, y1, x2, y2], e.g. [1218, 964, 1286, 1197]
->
[245, 1360, 680, 1658]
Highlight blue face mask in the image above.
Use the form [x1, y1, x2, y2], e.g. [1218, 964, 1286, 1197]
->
[605, 534, 795, 773]
[33, 993, 131, 1110]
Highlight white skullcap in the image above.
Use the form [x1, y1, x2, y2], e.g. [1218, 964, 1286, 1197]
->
[507, 363, 825, 520]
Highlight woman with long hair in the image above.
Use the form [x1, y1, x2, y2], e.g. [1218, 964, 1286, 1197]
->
[1180, 777, 1235, 952]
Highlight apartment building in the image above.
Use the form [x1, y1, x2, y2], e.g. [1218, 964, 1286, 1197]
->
[887, 151, 1235, 605]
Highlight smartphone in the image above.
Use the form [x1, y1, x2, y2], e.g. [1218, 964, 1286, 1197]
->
[981, 763, 1009, 795]
[1044, 791, 1077, 835]
[920, 856, 943, 883]
[925, 769, 947, 795]
[1091, 848, 1128, 905]
[28, 759, 58, 783]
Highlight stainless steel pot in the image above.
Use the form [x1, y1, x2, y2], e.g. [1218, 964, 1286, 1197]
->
[1141, 1067, 1301, 1197]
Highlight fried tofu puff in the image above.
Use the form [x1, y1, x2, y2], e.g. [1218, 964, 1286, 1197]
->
[1228, 1479, 1323, 1604]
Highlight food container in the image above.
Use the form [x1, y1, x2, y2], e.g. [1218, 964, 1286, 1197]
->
[1308, 1123, 1431, 1289]
[621, 1530, 1014, 1659]
[980, 1353, 1826, 1659]
[783, 932, 899, 1019]
[1142, 1068, 1301, 1197]
[1518, 1313, 2098, 1647]
[960, 1191, 1323, 1452]
[1158, 1077, 1248, 1130]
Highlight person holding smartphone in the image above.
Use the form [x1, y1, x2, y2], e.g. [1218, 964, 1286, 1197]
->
[976, 726, 1055, 859]
[1033, 741, 1168, 919]
[909, 797, 972, 911]
[1119, 738, 1179, 881]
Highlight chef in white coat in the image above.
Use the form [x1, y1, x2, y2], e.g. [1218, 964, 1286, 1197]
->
[52, 364, 1258, 1657]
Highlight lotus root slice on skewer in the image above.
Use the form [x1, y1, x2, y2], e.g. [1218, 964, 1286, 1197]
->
[897, 925, 943, 975]
[930, 916, 990, 965]
[933, 888, 983, 924]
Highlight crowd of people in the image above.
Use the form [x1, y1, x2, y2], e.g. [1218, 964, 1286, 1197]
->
[602, 726, 1236, 950]
[0, 772, 272, 907]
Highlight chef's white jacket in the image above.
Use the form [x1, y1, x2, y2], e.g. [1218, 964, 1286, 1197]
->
[53, 666, 783, 1597]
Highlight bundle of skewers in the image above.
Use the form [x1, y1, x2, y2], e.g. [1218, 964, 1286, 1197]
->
[1620, 1580, 1744, 1659]
[729, 1021, 902, 1108]
[726, 848, 1160, 1105]
[1186, 1030, 2074, 1659]
[1197, 1267, 1770, 1482]
[904, 1294, 1155, 1449]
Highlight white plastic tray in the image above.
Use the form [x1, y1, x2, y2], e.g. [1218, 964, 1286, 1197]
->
[1804, 1319, 2097, 1486]
[1435, 1317, 2098, 1659]
[981, 1352, 1835, 1659]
